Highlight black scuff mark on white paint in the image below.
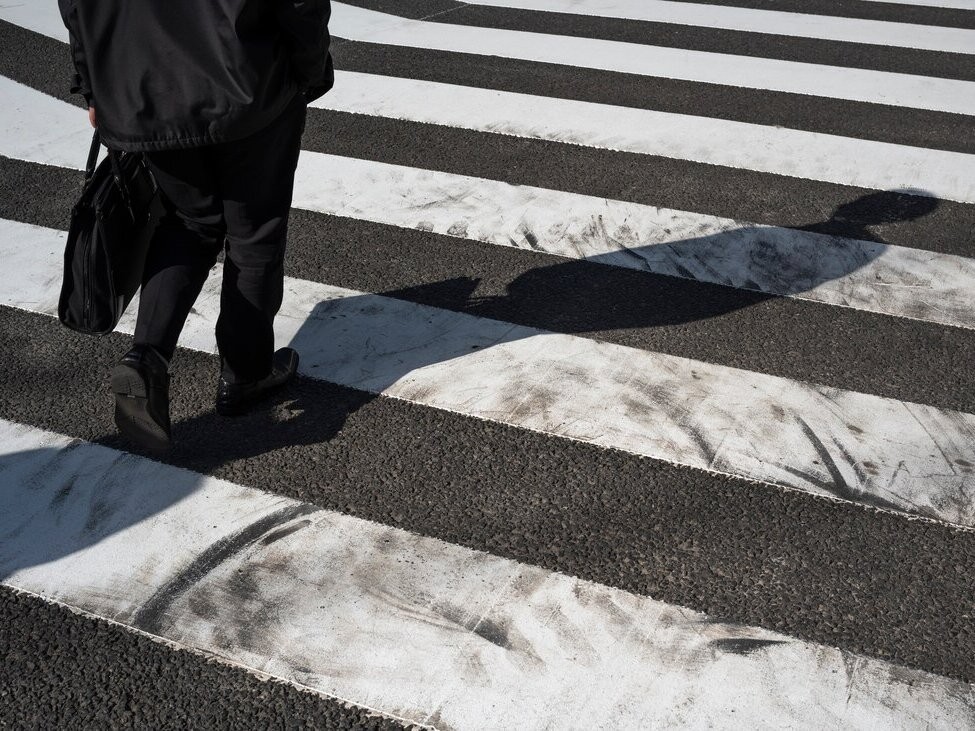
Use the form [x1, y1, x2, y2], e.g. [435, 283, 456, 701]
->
[82, 492, 115, 537]
[21, 440, 83, 491]
[131, 503, 320, 634]
[260, 519, 312, 546]
[782, 417, 911, 515]
[357, 576, 514, 652]
[465, 614, 510, 650]
[841, 652, 864, 707]
[222, 560, 290, 656]
[186, 587, 218, 622]
[48, 477, 77, 509]
[832, 437, 872, 487]
[520, 227, 543, 252]
[685, 425, 717, 469]
[423, 599, 514, 652]
[711, 638, 787, 656]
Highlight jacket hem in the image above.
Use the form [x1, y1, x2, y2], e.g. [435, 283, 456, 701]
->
[97, 91, 303, 153]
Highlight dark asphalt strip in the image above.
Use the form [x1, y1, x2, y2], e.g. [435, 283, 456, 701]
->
[4, 155, 974, 413]
[0, 20, 100, 109]
[0, 21, 80, 104]
[5, 18, 974, 156]
[0, 587, 414, 730]
[413, 5, 975, 81]
[2, 306, 974, 684]
[302, 109, 975, 258]
[0, 156, 80, 231]
[330, 40, 975, 155]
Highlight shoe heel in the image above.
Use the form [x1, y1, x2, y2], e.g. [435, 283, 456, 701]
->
[111, 363, 170, 452]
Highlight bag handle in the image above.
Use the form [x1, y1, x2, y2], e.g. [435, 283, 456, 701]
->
[84, 129, 152, 221]
[91, 133, 138, 221]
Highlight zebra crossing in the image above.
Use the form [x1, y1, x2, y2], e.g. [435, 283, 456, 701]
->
[1, 0, 974, 727]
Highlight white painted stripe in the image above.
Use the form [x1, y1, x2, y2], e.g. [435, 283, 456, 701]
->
[10, 75, 972, 330]
[0, 76, 100, 171]
[5, 1, 974, 115]
[315, 71, 975, 204]
[460, 0, 975, 54]
[3, 419, 974, 730]
[328, 3, 975, 116]
[4, 218, 975, 527]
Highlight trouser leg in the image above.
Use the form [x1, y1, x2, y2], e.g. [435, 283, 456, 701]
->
[215, 217, 287, 382]
[135, 150, 224, 362]
[214, 95, 306, 383]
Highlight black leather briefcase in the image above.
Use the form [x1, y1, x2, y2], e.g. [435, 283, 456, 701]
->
[58, 130, 157, 336]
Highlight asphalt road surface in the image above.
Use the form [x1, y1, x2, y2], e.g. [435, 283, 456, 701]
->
[1, 0, 974, 728]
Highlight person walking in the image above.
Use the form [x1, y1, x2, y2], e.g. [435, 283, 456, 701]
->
[58, 0, 333, 452]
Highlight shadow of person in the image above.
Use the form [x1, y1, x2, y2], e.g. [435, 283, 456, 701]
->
[383, 189, 940, 337]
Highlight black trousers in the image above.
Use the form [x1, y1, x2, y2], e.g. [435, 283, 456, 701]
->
[134, 95, 306, 383]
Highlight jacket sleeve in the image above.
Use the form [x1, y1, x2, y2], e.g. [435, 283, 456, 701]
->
[58, 0, 94, 105]
[275, 0, 333, 102]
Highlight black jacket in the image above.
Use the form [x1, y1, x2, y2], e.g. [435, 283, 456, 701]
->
[58, 0, 332, 151]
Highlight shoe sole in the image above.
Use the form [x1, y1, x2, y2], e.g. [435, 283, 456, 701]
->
[111, 363, 171, 453]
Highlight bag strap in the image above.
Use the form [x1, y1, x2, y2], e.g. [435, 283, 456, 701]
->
[84, 129, 100, 181]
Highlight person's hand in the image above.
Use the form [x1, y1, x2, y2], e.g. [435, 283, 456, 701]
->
[88, 106, 97, 128]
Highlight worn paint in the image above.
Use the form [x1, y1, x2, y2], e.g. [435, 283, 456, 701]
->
[2, 219, 974, 527]
[2, 419, 973, 729]
[459, 0, 975, 54]
[3, 81, 973, 330]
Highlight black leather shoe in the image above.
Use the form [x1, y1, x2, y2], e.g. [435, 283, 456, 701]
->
[111, 344, 171, 452]
[216, 347, 299, 417]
